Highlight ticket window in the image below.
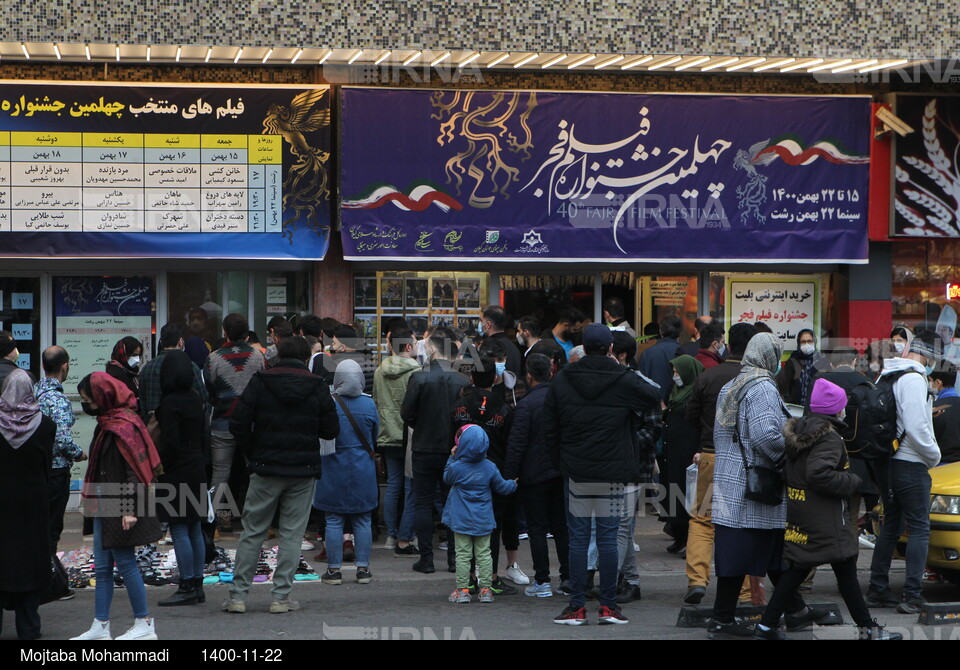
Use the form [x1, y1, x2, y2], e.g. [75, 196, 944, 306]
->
[251, 270, 310, 340]
[636, 275, 701, 347]
[167, 272, 224, 354]
[0, 276, 42, 380]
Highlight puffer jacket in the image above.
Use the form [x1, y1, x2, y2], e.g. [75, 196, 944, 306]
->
[782, 415, 861, 566]
[372, 355, 422, 451]
[442, 426, 517, 536]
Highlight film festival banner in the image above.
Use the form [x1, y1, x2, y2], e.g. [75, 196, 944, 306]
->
[0, 81, 331, 259]
[340, 88, 871, 263]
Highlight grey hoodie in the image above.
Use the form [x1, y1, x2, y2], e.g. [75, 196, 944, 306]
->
[881, 357, 941, 469]
[373, 354, 422, 448]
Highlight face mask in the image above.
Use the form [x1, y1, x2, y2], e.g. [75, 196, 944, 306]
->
[480, 322, 489, 338]
[127, 356, 141, 369]
[516, 332, 525, 347]
[800, 343, 816, 356]
[925, 364, 935, 376]
[837, 409, 846, 421]
[415, 340, 428, 365]
[495, 362, 506, 378]
[8, 348, 18, 364]
[775, 361, 782, 375]
[894, 341, 906, 354]
[672, 374, 683, 388]
[266, 336, 275, 346]
[81, 402, 101, 417]
[929, 381, 940, 395]
[717, 344, 726, 358]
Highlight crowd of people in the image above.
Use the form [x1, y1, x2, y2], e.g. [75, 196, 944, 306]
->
[0, 298, 956, 640]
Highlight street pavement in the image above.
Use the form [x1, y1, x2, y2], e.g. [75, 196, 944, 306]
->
[12, 509, 960, 641]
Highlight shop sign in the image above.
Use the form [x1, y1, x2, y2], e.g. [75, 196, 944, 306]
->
[948, 283, 960, 301]
[650, 279, 689, 306]
[341, 88, 870, 263]
[0, 81, 331, 259]
[725, 275, 822, 345]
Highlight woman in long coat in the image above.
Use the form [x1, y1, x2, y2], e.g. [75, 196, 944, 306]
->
[662, 355, 704, 553]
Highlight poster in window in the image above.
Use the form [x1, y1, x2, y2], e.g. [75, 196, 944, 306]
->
[457, 279, 481, 308]
[405, 278, 429, 309]
[432, 279, 455, 307]
[354, 278, 377, 308]
[381, 279, 403, 308]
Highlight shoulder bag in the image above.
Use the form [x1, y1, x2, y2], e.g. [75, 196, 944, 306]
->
[332, 394, 385, 482]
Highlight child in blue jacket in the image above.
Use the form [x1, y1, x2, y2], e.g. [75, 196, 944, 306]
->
[443, 424, 517, 603]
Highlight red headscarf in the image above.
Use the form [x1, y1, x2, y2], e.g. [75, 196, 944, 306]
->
[83, 372, 161, 492]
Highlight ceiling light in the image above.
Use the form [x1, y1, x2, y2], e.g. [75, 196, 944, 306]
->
[318, 49, 332, 64]
[700, 57, 739, 71]
[457, 52, 480, 68]
[807, 59, 849, 72]
[403, 50, 422, 65]
[833, 59, 876, 73]
[115, 45, 121, 61]
[20, 43, 29, 59]
[567, 54, 596, 69]
[541, 54, 566, 68]
[726, 57, 766, 71]
[175, 45, 182, 62]
[513, 53, 538, 68]
[649, 55, 683, 70]
[262, 48, 274, 64]
[754, 58, 795, 72]
[234, 47, 244, 63]
[205, 46, 212, 63]
[146, 45, 151, 61]
[52, 43, 61, 60]
[486, 53, 509, 68]
[674, 56, 711, 71]
[374, 50, 391, 65]
[594, 55, 624, 69]
[291, 48, 303, 64]
[859, 59, 909, 73]
[85, 44, 91, 61]
[348, 49, 364, 65]
[620, 55, 653, 70]
[780, 58, 822, 72]
[430, 51, 450, 66]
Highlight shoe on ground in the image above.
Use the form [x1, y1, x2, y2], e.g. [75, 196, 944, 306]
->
[585, 586, 601, 601]
[157, 581, 199, 607]
[70, 619, 111, 640]
[598, 605, 629, 625]
[632, 542, 640, 552]
[518, 532, 529, 540]
[394, 544, 419, 557]
[706, 619, 755, 639]
[478, 587, 495, 603]
[865, 588, 900, 608]
[301, 539, 315, 551]
[321, 570, 343, 585]
[343, 540, 356, 563]
[666, 540, 686, 554]
[356, 568, 372, 584]
[490, 577, 517, 595]
[448, 588, 471, 604]
[859, 620, 904, 640]
[784, 605, 830, 632]
[468, 574, 479, 594]
[269, 599, 301, 613]
[59, 590, 76, 601]
[859, 534, 876, 550]
[384, 537, 397, 550]
[525, 582, 554, 598]
[315, 546, 328, 562]
[556, 580, 574, 597]
[896, 596, 926, 614]
[923, 569, 942, 583]
[506, 562, 531, 585]
[553, 606, 588, 626]
[616, 583, 642, 604]
[753, 625, 788, 640]
[683, 586, 706, 605]
[438, 541, 448, 551]
[221, 598, 246, 614]
[116, 618, 158, 641]
[412, 559, 435, 574]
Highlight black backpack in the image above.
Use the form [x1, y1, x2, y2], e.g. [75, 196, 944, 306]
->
[844, 370, 917, 460]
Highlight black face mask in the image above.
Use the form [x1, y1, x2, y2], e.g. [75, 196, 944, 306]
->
[81, 402, 101, 417]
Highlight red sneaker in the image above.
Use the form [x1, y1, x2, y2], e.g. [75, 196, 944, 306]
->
[553, 606, 588, 626]
[597, 605, 629, 625]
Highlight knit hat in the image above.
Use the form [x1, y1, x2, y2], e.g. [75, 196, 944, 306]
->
[909, 334, 943, 362]
[581, 323, 613, 351]
[809, 378, 847, 416]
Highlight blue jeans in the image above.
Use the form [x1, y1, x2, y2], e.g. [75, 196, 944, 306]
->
[169, 521, 206, 580]
[326, 512, 372, 570]
[565, 479, 623, 609]
[869, 459, 932, 600]
[383, 452, 416, 542]
[93, 518, 148, 621]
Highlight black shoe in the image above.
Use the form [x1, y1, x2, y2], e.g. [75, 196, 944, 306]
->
[158, 582, 199, 607]
[585, 586, 602, 601]
[616, 583, 642, 604]
[393, 544, 419, 557]
[858, 620, 904, 640]
[706, 619, 755, 639]
[356, 569, 372, 584]
[683, 586, 706, 605]
[753, 625, 788, 640]
[490, 577, 517, 595]
[865, 588, 899, 608]
[666, 540, 686, 554]
[412, 559, 435, 574]
[784, 606, 830, 632]
[896, 596, 926, 614]
[556, 580, 574, 597]
[193, 578, 206, 604]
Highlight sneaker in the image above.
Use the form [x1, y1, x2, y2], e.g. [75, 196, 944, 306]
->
[59, 590, 76, 601]
[753, 625, 788, 640]
[321, 570, 343, 585]
[518, 532, 529, 540]
[896, 596, 926, 614]
[438, 541, 448, 551]
[616, 583, 642, 604]
[70, 619, 111, 640]
[394, 544, 420, 557]
[683, 586, 706, 605]
[490, 577, 517, 595]
[923, 569, 942, 583]
[315, 546, 328, 562]
[356, 568, 372, 584]
[116, 618, 158, 641]
[706, 619, 755, 639]
[858, 620, 904, 640]
[412, 559, 435, 574]
[301, 539, 315, 551]
[784, 605, 830, 632]
[343, 540, 356, 563]
[478, 587, 495, 603]
[553, 606, 588, 626]
[221, 598, 246, 614]
[865, 588, 900, 608]
[506, 562, 531, 585]
[448, 588, 471, 604]
[557, 580, 574, 597]
[524, 582, 554, 598]
[269, 599, 301, 613]
[598, 605, 629, 625]
[384, 537, 397, 550]
[666, 540, 686, 554]
[467, 574, 479, 594]
[859, 534, 877, 550]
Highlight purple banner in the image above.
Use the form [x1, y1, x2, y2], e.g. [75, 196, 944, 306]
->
[340, 88, 871, 263]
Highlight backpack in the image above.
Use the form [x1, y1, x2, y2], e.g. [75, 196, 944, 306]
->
[844, 370, 918, 460]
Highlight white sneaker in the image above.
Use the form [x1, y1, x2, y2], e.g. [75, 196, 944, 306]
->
[301, 539, 315, 551]
[71, 619, 111, 640]
[116, 618, 158, 641]
[384, 536, 397, 550]
[506, 562, 530, 585]
[858, 534, 876, 550]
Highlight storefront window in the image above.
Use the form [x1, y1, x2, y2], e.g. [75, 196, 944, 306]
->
[892, 239, 960, 334]
[251, 270, 310, 340]
[636, 275, 699, 347]
[502, 274, 594, 342]
[167, 272, 223, 356]
[0, 276, 42, 380]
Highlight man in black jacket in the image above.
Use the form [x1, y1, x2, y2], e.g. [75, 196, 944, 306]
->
[544, 324, 661, 626]
[224, 337, 339, 615]
[504, 353, 570, 597]
[931, 366, 960, 464]
[401, 326, 468, 573]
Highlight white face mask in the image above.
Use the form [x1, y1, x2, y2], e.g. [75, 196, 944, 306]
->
[672, 374, 683, 387]
[800, 343, 816, 356]
[127, 356, 141, 369]
[516, 332, 525, 347]
[415, 340, 428, 365]
[837, 409, 846, 421]
[717, 344, 726, 357]
[894, 341, 906, 354]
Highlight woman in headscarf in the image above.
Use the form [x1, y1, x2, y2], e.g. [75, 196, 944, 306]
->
[313, 359, 379, 586]
[662, 355, 704, 554]
[105, 336, 143, 397]
[0, 370, 55, 640]
[776, 329, 824, 406]
[155, 350, 209, 608]
[708, 333, 821, 638]
[71, 372, 162, 642]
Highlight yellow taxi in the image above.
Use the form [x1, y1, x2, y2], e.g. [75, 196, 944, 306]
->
[927, 461, 960, 583]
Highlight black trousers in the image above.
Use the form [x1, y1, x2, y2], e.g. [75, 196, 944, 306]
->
[490, 491, 520, 575]
[713, 570, 805, 623]
[0, 590, 42, 640]
[412, 451, 453, 566]
[521, 478, 570, 584]
[48, 468, 72, 553]
[760, 557, 873, 628]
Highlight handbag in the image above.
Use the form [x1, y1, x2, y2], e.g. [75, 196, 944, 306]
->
[734, 413, 783, 506]
[40, 555, 71, 605]
[332, 394, 386, 482]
